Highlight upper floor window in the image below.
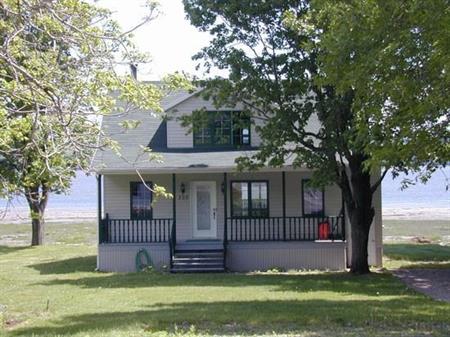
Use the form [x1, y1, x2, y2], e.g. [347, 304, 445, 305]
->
[130, 181, 152, 219]
[193, 111, 250, 148]
[302, 179, 324, 216]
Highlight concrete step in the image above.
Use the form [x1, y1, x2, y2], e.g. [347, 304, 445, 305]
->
[171, 241, 225, 273]
[174, 251, 224, 258]
[176, 241, 223, 251]
[173, 261, 224, 267]
[171, 267, 225, 273]
[173, 256, 223, 262]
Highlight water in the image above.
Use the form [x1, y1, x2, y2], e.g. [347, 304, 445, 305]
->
[1, 168, 449, 216]
[382, 168, 449, 209]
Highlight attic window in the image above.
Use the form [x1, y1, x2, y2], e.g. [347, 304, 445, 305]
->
[193, 111, 250, 148]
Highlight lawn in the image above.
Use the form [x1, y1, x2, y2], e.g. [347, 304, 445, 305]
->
[0, 220, 449, 337]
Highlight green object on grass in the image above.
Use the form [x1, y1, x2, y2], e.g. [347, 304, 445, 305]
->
[135, 248, 152, 272]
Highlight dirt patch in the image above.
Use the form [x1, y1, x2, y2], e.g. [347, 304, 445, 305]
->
[393, 269, 450, 302]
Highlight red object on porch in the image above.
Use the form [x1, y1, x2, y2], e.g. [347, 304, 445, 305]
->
[318, 221, 330, 240]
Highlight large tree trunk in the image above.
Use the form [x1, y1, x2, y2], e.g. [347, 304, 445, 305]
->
[30, 203, 45, 246]
[341, 155, 376, 274]
[25, 185, 49, 246]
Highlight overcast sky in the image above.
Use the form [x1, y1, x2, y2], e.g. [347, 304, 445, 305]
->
[98, 0, 212, 80]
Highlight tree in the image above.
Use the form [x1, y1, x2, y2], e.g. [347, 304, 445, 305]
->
[0, 115, 89, 245]
[0, 0, 189, 245]
[183, 0, 449, 273]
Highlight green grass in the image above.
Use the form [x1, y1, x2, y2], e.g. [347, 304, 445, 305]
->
[382, 219, 450, 269]
[383, 244, 450, 269]
[0, 220, 449, 337]
[383, 219, 449, 242]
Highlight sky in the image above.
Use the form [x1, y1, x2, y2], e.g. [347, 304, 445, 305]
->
[98, 0, 212, 80]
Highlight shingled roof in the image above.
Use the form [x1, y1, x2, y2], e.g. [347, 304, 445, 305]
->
[93, 87, 263, 173]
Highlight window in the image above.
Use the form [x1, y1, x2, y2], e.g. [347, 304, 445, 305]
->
[231, 181, 268, 217]
[193, 111, 250, 148]
[130, 182, 152, 219]
[302, 179, 324, 216]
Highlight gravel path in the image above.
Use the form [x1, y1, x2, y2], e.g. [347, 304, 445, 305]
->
[393, 269, 450, 302]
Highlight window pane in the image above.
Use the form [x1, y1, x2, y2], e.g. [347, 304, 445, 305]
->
[131, 182, 152, 219]
[303, 182, 323, 215]
[232, 113, 251, 146]
[231, 182, 249, 217]
[250, 182, 268, 217]
[194, 125, 211, 145]
[213, 112, 232, 145]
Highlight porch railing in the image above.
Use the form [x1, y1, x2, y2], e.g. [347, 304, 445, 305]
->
[226, 215, 344, 242]
[99, 214, 172, 244]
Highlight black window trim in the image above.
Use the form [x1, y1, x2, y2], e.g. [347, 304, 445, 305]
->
[193, 110, 251, 149]
[230, 180, 270, 218]
[301, 178, 325, 217]
[130, 181, 153, 220]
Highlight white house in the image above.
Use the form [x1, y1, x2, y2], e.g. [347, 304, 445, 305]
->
[93, 87, 383, 273]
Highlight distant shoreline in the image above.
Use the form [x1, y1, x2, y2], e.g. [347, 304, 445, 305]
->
[1, 206, 449, 224]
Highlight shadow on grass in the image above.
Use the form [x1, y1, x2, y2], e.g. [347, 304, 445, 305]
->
[0, 245, 30, 255]
[30, 255, 97, 274]
[384, 244, 450, 262]
[31, 268, 413, 297]
[11, 298, 450, 337]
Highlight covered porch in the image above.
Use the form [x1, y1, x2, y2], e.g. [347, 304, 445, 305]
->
[97, 170, 347, 272]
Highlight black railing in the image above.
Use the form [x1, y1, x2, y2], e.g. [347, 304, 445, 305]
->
[226, 215, 344, 242]
[100, 215, 172, 244]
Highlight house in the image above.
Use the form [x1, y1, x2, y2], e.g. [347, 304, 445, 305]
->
[94, 86, 383, 273]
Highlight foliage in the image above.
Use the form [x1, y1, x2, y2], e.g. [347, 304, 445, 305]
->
[183, 0, 449, 273]
[0, 0, 190, 195]
[0, 0, 191, 243]
[287, 0, 450, 180]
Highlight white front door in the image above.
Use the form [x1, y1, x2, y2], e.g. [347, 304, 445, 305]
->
[191, 181, 217, 238]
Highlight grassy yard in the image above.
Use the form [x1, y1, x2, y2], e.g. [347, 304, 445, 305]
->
[0, 220, 449, 337]
[383, 219, 450, 243]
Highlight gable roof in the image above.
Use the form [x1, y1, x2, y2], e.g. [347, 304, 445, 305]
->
[92, 86, 270, 173]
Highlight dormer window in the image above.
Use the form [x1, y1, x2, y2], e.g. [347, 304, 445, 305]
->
[193, 111, 250, 148]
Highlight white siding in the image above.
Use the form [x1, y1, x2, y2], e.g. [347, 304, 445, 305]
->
[103, 171, 343, 243]
[98, 243, 170, 272]
[228, 241, 346, 271]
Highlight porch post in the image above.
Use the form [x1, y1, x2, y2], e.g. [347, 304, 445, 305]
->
[341, 189, 346, 241]
[172, 173, 176, 244]
[282, 171, 286, 241]
[223, 172, 228, 244]
[97, 174, 102, 244]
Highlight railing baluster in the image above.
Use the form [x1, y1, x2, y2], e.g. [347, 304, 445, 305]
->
[230, 218, 233, 240]
[118, 220, 121, 243]
[269, 218, 273, 240]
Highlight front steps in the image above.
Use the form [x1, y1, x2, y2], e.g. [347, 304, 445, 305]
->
[171, 241, 225, 273]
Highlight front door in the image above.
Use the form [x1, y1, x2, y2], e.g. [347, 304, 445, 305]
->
[191, 181, 217, 238]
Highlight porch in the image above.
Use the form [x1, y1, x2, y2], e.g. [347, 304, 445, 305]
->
[97, 170, 347, 272]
